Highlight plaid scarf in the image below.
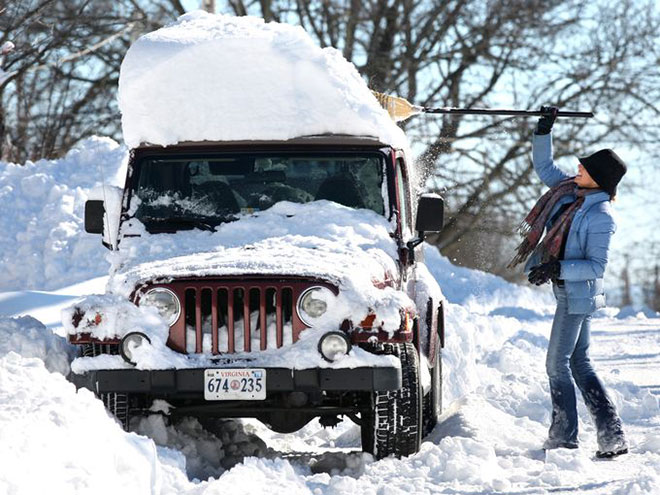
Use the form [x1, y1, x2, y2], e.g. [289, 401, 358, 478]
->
[508, 179, 587, 268]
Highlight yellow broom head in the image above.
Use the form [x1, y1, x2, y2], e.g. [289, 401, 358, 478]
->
[372, 92, 422, 122]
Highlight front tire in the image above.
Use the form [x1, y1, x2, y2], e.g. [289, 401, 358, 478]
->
[82, 343, 131, 430]
[361, 343, 423, 459]
[102, 392, 130, 430]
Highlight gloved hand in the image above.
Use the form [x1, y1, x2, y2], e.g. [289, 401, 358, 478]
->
[528, 260, 561, 286]
[535, 105, 558, 135]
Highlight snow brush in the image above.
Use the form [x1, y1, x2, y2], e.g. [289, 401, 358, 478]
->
[372, 92, 594, 122]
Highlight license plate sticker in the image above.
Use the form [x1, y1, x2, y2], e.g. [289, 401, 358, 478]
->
[204, 369, 266, 401]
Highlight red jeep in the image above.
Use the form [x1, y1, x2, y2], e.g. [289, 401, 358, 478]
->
[70, 135, 445, 459]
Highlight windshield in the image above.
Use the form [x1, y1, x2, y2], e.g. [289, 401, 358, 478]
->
[130, 153, 385, 231]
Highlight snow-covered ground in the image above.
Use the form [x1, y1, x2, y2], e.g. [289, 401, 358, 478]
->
[0, 127, 658, 495]
[1, 245, 659, 494]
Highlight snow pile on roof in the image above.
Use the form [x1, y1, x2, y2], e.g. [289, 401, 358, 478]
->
[0, 137, 127, 291]
[118, 11, 407, 149]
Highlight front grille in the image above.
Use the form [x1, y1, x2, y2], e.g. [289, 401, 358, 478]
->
[154, 279, 332, 355]
[183, 285, 294, 354]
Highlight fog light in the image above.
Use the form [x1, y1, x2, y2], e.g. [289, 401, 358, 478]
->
[318, 331, 351, 362]
[120, 332, 151, 365]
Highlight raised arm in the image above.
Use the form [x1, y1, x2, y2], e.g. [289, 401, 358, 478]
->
[532, 133, 572, 188]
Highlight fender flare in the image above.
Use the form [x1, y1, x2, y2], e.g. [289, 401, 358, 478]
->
[425, 298, 445, 366]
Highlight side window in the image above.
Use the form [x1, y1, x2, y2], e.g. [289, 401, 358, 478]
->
[396, 159, 411, 232]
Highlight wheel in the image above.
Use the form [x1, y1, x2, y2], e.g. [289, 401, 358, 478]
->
[81, 343, 131, 430]
[422, 348, 442, 437]
[361, 343, 423, 459]
[102, 392, 130, 430]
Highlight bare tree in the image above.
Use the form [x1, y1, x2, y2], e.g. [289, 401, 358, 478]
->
[613, 240, 660, 309]
[0, 1, 183, 162]
[621, 259, 632, 307]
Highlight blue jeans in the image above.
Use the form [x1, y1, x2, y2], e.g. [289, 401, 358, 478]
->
[546, 285, 624, 446]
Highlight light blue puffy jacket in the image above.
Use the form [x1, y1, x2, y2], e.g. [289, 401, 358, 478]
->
[524, 133, 615, 314]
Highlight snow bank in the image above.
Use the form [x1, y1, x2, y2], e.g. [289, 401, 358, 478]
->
[0, 352, 168, 494]
[617, 305, 660, 319]
[0, 137, 127, 291]
[423, 243, 554, 314]
[0, 315, 73, 375]
[118, 11, 407, 149]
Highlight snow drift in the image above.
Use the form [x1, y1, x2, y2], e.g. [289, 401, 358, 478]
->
[0, 315, 73, 375]
[0, 137, 127, 292]
[0, 351, 167, 495]
[118, 11, 407, 149]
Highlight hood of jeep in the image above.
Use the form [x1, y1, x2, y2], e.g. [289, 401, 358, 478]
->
[110, 238, 397, 294]
[107, 201, 401, 298]
[106, 202, 415, 334]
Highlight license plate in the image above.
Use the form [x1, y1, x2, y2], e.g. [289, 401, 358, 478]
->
[204, 368, 266, 400]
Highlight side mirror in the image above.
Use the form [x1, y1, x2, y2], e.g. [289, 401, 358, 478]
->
[403, 194, 445, 265]
[415, 194, 444, 233]
[84, 200, 105, 234]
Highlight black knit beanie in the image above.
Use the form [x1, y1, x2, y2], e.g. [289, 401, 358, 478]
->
[578, 149, 627, 197]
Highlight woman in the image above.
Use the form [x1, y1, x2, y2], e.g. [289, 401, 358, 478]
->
[509, 106, 628, 458]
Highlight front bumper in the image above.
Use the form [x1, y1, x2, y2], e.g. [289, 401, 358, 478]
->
[70, 366, 401, 396]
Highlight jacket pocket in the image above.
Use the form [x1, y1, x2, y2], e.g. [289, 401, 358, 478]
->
[586, 279, 594, 294]
[594, 294, 606, 309]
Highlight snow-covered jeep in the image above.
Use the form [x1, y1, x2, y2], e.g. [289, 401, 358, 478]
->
[69, 135, 445, 459]
[66, 12, 446, 459]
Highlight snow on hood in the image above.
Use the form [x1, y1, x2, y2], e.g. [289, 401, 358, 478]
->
[107, 201, 412, 334]
[118, 11, 408, 149]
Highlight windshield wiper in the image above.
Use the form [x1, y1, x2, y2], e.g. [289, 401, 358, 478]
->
[140, 216, 217, 232]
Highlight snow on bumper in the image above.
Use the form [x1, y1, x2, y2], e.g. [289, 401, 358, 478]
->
[68, 326, 402, 394]
[70, 365, 401, 395]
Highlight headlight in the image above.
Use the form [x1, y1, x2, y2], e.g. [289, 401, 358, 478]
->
[120, 332, 151, 365]
[297, 286, 333, 326]
[318, 331, 351, 362]
[141, 288, 180, 325]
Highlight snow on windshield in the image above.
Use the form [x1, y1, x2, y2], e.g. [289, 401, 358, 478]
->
[131, 153, 386, 230]
[118, 11, 408, 149]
